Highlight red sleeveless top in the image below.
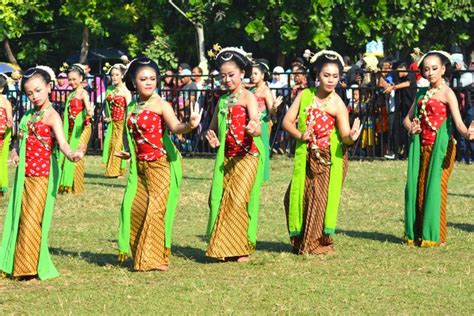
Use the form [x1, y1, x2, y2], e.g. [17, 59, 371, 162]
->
[68, 98, 90, 131]
[307, 108, 336, 150]
[0, 107, 7, 141]
[106, 94, 127, 121]
[419, 98, 448, 146]
[225, 105, 258, 157]
[256, 95, 266, 113]
[128, 110, 165, 161]
[25, 121, 53, 177]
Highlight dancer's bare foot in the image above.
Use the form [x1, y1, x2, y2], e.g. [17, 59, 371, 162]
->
[439, 242, 447, 247]
[236, 256, 250, 263]
[156, 265, 169, 272]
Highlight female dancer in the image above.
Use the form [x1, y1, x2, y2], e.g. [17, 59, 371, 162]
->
[102, 63, 131, 178]
[205, 46, 265, 262]
[404, 51, 474, 247]
[58, 63, 93, 194]
[0, 67, 83, 280]
[283, 50, 361, 255]
[0, 74, 13, 197]
[250, 59, 282, 181]
[117, 57, 202, 271]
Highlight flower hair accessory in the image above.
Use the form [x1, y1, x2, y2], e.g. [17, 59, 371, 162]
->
[35, 65, 56, 82]
[410, 48, 424, 62]
[417, 50, 452, 67]
[103, 62, 112, 73]
[304, 49, 344, 67]
[207, 44, 223, 60]
[59, 62, 69, 72]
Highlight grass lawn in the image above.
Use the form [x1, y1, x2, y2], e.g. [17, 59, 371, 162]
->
[0, 155, 472, 314]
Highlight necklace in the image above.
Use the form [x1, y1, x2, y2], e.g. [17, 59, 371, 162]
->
[418, 82, 445, 132]
[225, 86, 244, 127]
[29, 103, 52, 151]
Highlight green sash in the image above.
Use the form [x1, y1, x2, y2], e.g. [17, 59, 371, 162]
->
[288, 88, 345, 236]
[207, 95, 265, 246]
[405, 88, 452, 245]
[260, 109, 270, 182]
[58, 93, 85, 188]
[118, 100, 183, 254]
[0, 127, 11, 193]
[0, 110, 61, 279]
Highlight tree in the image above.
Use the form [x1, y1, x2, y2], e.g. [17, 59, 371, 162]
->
[0, 0, 52, 66]
[59, 0, 116, 63]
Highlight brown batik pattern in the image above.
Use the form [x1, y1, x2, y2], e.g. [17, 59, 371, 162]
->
[130, 157, 171, 271]
[13, 176, 49, 277]
[105, 120, 125, 177]
[206, 155, 258, 260]
[284, 148, 348, 255]
[416, 139, 456, 245]
[72, 125, 91, 194]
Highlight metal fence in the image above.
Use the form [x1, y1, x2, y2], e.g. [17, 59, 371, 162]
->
[5, 70, 474, 160]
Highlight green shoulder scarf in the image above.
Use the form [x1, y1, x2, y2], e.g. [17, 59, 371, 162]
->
[58, 93, 85, 188]
[0, 110, 61, 279]
[288, 88, 345, 237]
[260, 108, 270, 182]
[118, 100, 183, 255]
[206, 94, 266, 247]
[405, 88, 452, 246]
[0, 127, 11, 193]
[102, 85, 114, 164]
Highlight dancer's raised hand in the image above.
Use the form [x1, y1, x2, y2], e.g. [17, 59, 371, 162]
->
[206, 130, 220, 148]
[350, 117, 363, 141]
[189, 103, 203, 129]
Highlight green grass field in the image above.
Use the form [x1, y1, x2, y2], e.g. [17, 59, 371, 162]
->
[0, 156, 472, 314]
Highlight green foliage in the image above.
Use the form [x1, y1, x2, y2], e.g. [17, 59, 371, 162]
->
[1, 0, 472, 68]
[0, 0, 52, 40]
[59, 0, 115, 36]
[143, 24, 178, 70]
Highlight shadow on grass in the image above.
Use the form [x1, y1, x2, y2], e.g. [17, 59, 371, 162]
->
[338, 230, 403, 244]
[172, 245, 213, 264]
[86, 181, 126, 189]
[448, 192, 474, 199]
[257, 240, 290, 253]
[183, 176, 212, 181]
[448, 222, 474, 232]
[50, 247, 133, 270]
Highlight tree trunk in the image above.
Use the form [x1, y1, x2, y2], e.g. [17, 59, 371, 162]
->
[277, 51, 285, 67]
[3, 39, 19, 66]
[195, 23, 206, 65]
[79, 26, 90, 64]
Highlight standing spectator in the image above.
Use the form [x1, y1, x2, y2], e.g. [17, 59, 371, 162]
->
[179, 69, 197, 121]
[385, 61, 417, 158]
[291, 64, 308, 99]
[51, 72, 71, 114]
[451, 46, 474, 163]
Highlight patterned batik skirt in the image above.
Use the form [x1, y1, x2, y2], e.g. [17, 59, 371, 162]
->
[284, 148, 348, 255]
[12, 176, 49, 277]
[206, 155, 259, 260]
[105, 120, 125, 177]
[415, 139, 456, 246]
[130, 157, 171, 271]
